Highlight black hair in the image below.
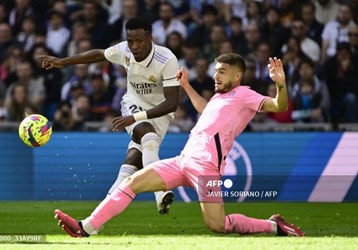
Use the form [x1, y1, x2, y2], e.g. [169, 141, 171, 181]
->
[266, 6, 280, 16]
[160, 1, 174, 10]
[84, 0, 99, 7]
[301, 1, 316, 11]
[336, 42, 351, 53]
[125, 17, 152, 34]
[299, 57, 315, 69]
[46, 9, 64, 20]
[230, 16, 242, 25]
[201, 4, 218, 16]
[216, 53, 246, 73]
[292, 17, 306, 24]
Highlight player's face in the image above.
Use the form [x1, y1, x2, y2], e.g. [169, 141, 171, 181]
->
[126, 29, 153, 62]
[214, 62, 241, 93]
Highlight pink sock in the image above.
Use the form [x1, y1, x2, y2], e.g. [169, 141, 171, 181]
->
[88, 184, 135, 230]
[225, 214, 273, 235]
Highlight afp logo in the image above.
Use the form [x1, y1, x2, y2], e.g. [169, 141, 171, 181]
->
[205, 179, 233, 188]
[177, 140, 252, 202]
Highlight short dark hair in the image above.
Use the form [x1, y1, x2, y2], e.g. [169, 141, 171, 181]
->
[160, 1, 174, 10]
[292, 18, 305, 25]
[216, 53, 246, 73]
[84, 0, 99, 8]
[230, 16, 242, 25]
[336, 42, 351, 53]
[301, 1, 315, 11]
[46, 9, 63, 20]
[201, 4, 218, 16]
[125, 17, 152, 34]
[299, 57, 315, 69]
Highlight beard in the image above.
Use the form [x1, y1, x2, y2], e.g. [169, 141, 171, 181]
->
[215, 80, 233, 93]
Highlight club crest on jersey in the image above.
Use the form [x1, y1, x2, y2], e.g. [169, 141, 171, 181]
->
[149, 75, 157, 83]
[229, 91, 235, 96]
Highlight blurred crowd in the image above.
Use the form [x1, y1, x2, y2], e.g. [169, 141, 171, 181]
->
[0, 0, 357, 132]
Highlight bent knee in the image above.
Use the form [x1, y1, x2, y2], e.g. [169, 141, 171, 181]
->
[132, 123, 156, 142]
[122, 171, 157, 194]
[122, 176, 134, 187]
[122, 176, 140, 193]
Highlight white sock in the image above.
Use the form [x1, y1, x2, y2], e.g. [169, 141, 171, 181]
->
[141, 132, 165, 203]
[81, 218, 96, 235]
[270, 221, 278, 234]
[107, 164, 138, 196]
[141, 132, 160, 167]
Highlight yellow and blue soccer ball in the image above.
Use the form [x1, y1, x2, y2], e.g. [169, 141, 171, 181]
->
[18, 114, 52, 147]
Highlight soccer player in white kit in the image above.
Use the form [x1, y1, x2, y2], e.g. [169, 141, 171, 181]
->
[54, 54, 304, 237]
[40, 17, 180, 214]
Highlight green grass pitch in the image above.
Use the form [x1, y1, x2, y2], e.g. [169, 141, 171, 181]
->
[0, 201, 358, 249]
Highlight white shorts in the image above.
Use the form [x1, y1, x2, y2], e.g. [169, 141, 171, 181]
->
[121, 100, 172, 152]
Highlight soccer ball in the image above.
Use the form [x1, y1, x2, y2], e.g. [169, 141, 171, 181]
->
[18, 114, 52, 147]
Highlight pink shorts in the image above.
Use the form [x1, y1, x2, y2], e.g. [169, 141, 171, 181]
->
[153, 154, 222, 202]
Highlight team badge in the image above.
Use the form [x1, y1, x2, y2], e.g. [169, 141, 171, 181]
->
[149, 75, 157, 83]
[125, 56, 130, 66]
[229, 91, 235, 96]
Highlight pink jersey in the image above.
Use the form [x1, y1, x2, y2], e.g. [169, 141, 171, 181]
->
[182, 85, 268, 171]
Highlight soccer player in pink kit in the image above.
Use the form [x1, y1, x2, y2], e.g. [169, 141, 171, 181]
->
[55, 54, 304, 237]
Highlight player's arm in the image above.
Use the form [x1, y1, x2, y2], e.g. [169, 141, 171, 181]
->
[146, 86, 180, 119]
[177, 67, 208, 114]
[112, 86, 179, 132]
[39, 49, 106, 70]
[261, 57, 288, 112]
[113, 56, 180, 131]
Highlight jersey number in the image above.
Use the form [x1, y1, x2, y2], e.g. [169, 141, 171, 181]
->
[129, 104, 144, 114]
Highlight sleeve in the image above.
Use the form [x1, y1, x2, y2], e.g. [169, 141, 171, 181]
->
[162, 56, 180, 87]
[321, 22, 332, 41]
[104, 42, 126, 65]
[242, 87, 269, 112]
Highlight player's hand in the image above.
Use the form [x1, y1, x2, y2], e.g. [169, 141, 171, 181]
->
[176, 67, 190, 88]
[38, 55, 63, 70]
[268, 57, 286, 85]
[112, 115, 135, 131]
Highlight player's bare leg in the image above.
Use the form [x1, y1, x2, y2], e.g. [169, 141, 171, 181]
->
[200, 202, 226, 233]
[199, 202, 304, 236]
[133, 123, 175, 214]
[56, 167, 167, 237]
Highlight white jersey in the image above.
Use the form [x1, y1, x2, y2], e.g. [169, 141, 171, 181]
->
[104, 41, 179, 120]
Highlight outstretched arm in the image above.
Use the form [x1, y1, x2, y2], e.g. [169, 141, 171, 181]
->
[261, 57, 288, 112]
[39, 49, 106, 70]
[177, 67, 208, 114]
